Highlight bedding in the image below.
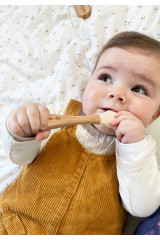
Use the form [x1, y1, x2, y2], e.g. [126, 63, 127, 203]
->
[0, 5, 160, 199]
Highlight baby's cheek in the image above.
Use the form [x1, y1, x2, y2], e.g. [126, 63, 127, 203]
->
[82, 99, 91, 115]
[82, 94, 89, 114]
[82, 89, 92, 108]
[140, 112, 156, 127]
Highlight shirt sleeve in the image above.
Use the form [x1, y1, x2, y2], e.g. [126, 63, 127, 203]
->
[2, 101, 67, 166]
[116, 135, 160, 217]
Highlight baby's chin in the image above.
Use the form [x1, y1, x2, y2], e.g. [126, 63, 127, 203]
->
[93, 124, 116, 136]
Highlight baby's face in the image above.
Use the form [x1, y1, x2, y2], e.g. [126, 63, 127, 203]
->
[82, 47, 160, 135]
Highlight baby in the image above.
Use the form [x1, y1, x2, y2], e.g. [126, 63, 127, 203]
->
[0, 31, 160, 235]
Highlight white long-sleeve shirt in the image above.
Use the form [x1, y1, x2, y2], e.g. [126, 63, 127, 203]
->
[2, 101, 160, 217]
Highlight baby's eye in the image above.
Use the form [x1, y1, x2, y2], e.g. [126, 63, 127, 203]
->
[99, 74, 112, 83]
[132, 86, 147, 95]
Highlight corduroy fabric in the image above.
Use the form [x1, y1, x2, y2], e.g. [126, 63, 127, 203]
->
[0, 99, 127, 235]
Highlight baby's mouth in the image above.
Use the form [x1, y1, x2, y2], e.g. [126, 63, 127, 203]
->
[102, 108, 118, 113]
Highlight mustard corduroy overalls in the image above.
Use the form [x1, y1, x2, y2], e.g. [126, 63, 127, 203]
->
[0, 99, 127, 235]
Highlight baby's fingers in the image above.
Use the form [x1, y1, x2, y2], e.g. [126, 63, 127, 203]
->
[110, 112, 131, 127]
[115, 131, 124, 142]
[8, 113, 25, 137]
[35, 130, 51, 142]
[37, 104, 49, 131]
[26, 104, 40, 135]
[110, 114, 123, 127]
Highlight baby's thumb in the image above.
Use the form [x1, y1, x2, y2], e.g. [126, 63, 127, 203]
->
[35, 130, 50, 142]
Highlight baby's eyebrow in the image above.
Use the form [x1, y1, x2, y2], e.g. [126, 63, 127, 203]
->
[96, 65, 116, 72]
[96, 66, 156, 88]
[135, 73, 155, 88]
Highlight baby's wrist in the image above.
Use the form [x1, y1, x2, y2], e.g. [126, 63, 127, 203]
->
[120, 135, 145, 144]
[116, 136, 148, 162]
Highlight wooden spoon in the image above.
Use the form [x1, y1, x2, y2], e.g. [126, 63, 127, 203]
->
[47, 110, 116, 130]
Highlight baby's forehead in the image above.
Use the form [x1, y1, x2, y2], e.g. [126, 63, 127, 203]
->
[95, 46, 160, 72]
[93, 46, 160, 79]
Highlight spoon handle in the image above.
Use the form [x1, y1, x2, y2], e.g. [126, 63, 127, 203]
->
[47, 114, 100, 130]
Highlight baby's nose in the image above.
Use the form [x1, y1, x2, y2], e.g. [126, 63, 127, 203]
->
[107, 90, 126, 103]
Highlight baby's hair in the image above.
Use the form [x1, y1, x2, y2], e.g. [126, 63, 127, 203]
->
[93, 31, 160, 71]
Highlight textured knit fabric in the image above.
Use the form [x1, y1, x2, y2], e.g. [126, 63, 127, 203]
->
[0, 99, 127, 235]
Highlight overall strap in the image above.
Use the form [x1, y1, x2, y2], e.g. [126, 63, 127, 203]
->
[64, 99, 82, 116]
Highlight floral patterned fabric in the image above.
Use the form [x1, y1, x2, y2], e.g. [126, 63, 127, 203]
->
[135, 207, 160, 235]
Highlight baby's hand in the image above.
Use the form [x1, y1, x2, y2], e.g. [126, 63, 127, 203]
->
[110, 111, 145, 144]
[8, 103, 50, 141]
